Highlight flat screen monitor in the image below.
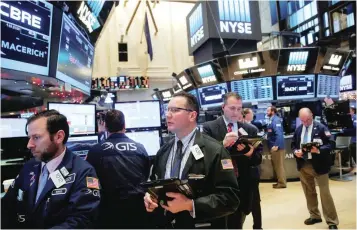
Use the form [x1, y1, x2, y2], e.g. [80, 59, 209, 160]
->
[125, 130, 161, 156]
[114, 101, 161, 129]
[198, 83, 228, 109]
[317, 75, 340, 98]
[66, 135, 98, 160]
[276, 75, 315, 100]
[48, 103, 96, 135]
[0, 0, 53, 75]
[0, 118, 28, 138]
[230, 77, 274, 102]
[56, 13, 94, 94]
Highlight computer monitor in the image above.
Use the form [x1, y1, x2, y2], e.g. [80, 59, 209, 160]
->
[66, 135, 98, 160]
[125, 130, 161, 156]
[114, 101, 161, 129]
[317, 75, 340, 98]
[48, 103, 96, 135]
[188, 89, 200, 105]
[0, 118, 28, 138]
[230, 77, 274, 102]
[197, 83, 228, 109]
[276, 75, 315, 100]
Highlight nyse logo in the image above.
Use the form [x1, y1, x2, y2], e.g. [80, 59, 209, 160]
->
[218, 0, 252, 34]
[77, 1, 99, 33]
[328, 54, 342, 66]
[0, 2, 41, 29]
[287, 51, 309, 71]
[340, 75, 353, 91]
[238, 57, 258, 69]
[190, 4, 204, 47]
[198, 65, 217, 84]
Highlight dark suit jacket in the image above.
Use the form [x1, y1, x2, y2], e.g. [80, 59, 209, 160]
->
[150, 130, 240, 229]
[291, 121, 332, 174]
[1, 149, 100, 229]
[202, 116, 262, 214]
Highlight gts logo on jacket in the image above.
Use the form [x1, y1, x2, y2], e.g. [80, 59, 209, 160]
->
[101, 142, 137, 151]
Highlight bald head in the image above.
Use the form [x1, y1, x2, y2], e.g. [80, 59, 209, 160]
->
[299, 108, 313, 127]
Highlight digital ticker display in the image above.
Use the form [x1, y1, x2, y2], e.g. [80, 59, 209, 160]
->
[230, 77, 273, 102]
[276, 75, 315, 100]
[198, 83, 228, 108]
[317, 75, 340, 98]
[56, 13, 94, 94]
[0, 0, 53, 75]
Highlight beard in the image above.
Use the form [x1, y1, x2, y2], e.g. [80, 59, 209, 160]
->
[39, 141, 59, 162]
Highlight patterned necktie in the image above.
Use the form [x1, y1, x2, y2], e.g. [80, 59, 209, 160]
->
[36, 164, 49, 203]
[171, 140, 183, 178]
[227, 123, 239, 177]
[303, 126, 309, 144]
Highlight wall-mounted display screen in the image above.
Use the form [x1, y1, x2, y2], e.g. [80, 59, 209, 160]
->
[1, 0, 53, 75]
[276, 75, 315, 100]
[114, 101, 161, 129]
[56, 13, 94, 94]
[198, 83, 228, 108]
[317, 75, 340, 98]
[159, 88, 174, 102]
[340, 74, 356, 92]
[277, 48, 319, 75]
[0, 118, 28, 138]
[126, 130, 161, 156]
[48, 103, 96, 135]
[175, 70, 196, 91]
[190, 60, 225, 87]
[230, 77, 273, 102]
[66, 135, 98, 160]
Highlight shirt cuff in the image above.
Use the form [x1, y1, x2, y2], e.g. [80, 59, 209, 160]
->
[190, 200, 196, 218]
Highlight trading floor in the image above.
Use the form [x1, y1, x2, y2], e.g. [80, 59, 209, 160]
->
[244, 179, 356, 229]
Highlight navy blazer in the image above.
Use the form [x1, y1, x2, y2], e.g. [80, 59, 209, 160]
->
[1, 149, 101, 229]
[266, 115, 285, 150]
[291, 121, 332, 175]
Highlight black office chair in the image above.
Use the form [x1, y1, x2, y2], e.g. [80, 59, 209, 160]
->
[331, 136, 353, 181]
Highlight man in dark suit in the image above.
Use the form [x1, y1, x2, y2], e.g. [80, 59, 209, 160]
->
[202, 92, 262, 230]
[143, 91, 240, 229]
[291, 108, 339, 229]
[1, 110, 100, 228]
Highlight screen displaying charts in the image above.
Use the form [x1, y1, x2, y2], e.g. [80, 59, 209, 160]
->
[317, 75, 340, 98]
[66, 135, 98, 160]
[0, 118, 28, 138]
[276, 75, 315, 100]
[230, 77, 273, 102]
[198, 83, 228, 108]
[125, 130, 161, 156]
[48, 103, 96, 135]
[0, 0, 53, 75]
[56, 13, 94, 94]
[114, 101, 161, 129]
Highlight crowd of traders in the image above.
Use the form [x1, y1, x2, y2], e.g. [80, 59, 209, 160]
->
[2, 91, 355, 229]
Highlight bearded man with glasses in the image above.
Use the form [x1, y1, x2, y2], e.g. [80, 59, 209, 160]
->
[143, 91, 239, 229]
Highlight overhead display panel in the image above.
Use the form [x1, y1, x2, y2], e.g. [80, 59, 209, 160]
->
[225, 50, 279, 80]
[277, 48, 319, 75]
[317, 75, 340, 98]
[319, 49, 350, 76]
[56, 13, 95, 94]
[276, 75, 315, 100]
[0, 0, 53, 76]
[230, 77, 274, 103]
[198, 83, 228, 109]
[175, 69, 196, 91]
[189, 59, 226, 87]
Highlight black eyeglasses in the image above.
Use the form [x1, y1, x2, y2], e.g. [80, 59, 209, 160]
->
[166, 107, 193, 114]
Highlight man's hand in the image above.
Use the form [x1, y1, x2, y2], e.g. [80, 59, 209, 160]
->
[294, 149, 303, 158]
[223, 132, 238, 148]
[243, 144, 254, 157]
[144, 192, 158, 212]
[161, 192, 193, 214]
[310, 146, 320, 154]
[271, 146, 278, 152]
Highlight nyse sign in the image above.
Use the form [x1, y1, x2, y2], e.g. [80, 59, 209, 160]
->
[287, 51, 309, 72]
[218, 0, 252, 34]
[77, 1, 99, 33]
[340, 75, 353, 91]
[191, 27, 204, 47]
[189, 4, 204, 47]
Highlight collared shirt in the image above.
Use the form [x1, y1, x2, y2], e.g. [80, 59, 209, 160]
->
[222, 116, 238, 133]
[165, 128, 197, 179]
[40, 148, 66, 175]
[301, 124, 313, 159]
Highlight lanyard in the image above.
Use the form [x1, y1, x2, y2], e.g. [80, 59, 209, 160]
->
[170, 132, 196, 179]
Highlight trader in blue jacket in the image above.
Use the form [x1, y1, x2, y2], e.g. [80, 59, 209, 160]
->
[266, 106, 287, 188]
[1, 110, 100, 229]
[86, 109, 151, 228]
[291, 108, 338, 229]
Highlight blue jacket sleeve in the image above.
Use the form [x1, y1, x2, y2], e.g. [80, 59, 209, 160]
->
[272, 118, 285, 149]
[50, 167, 101, 229]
